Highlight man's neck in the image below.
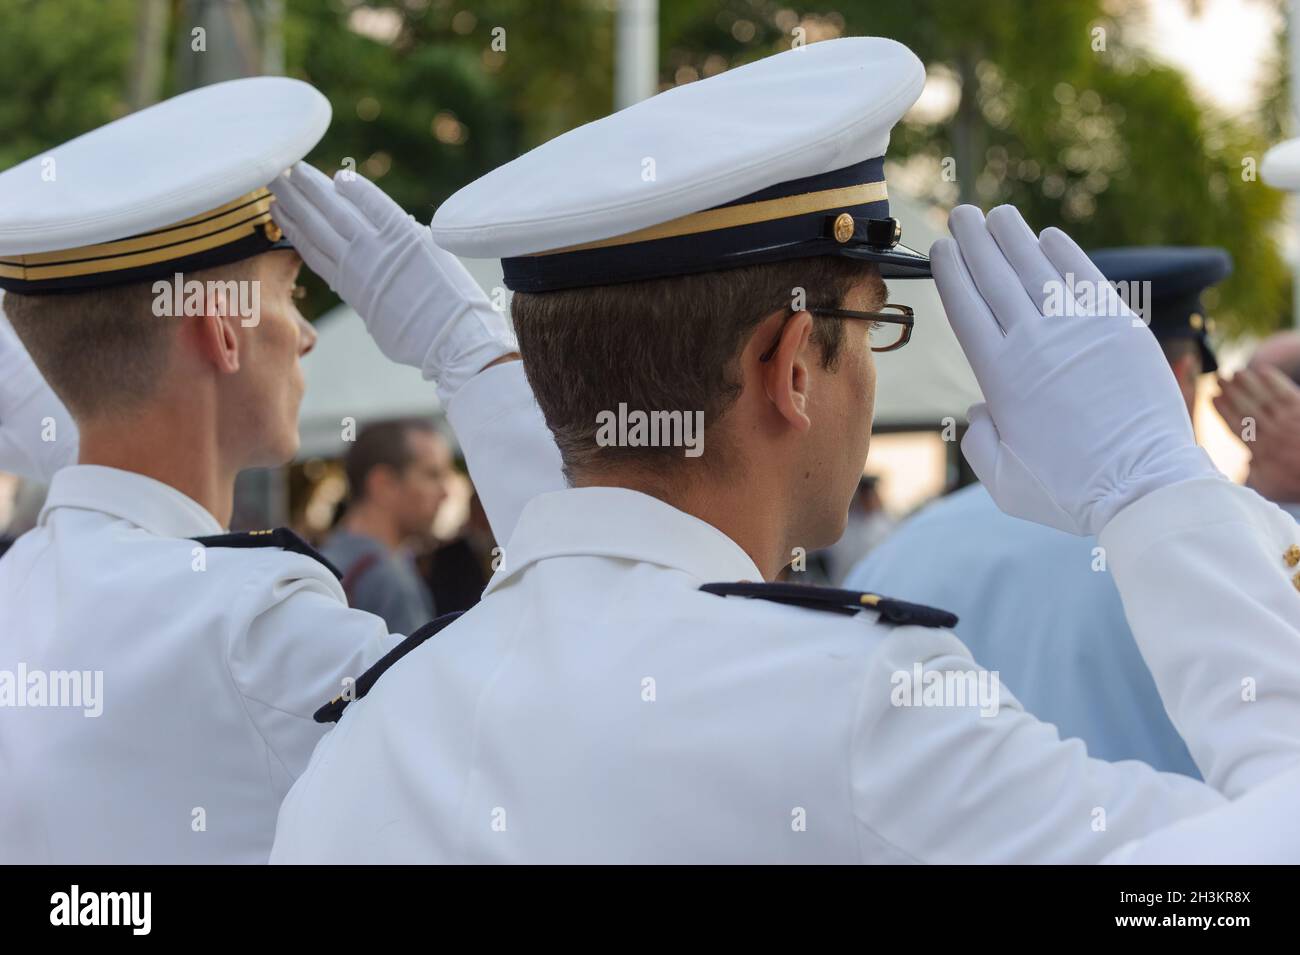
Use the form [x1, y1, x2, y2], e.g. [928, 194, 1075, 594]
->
[77, 411, 238, 529]
[341, 503, 404, 552]
[574, 467, 787, 581]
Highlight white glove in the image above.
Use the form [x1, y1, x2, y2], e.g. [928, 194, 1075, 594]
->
[268, 163, 516, 405]
[930, 204, 1222, 536]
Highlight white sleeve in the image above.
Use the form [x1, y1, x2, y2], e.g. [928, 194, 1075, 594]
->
[0, 311, 78, 482]
[1102, 764, 1300, 864]
[851, 478, 1300, 863]
[1102, 478, 1300, 797]
[852, 628, 1224, 864]
[227, 553, 402, 780]
[445, 359, 566, 545]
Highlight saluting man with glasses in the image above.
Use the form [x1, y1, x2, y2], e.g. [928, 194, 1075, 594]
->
[270, 39, 1300, 864]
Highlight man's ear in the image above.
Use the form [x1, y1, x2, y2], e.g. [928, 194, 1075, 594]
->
[190, 287, 241, 375]
[761, 309, 815, 433]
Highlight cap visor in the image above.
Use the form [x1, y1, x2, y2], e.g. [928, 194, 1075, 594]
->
[841, 241, 931, 278]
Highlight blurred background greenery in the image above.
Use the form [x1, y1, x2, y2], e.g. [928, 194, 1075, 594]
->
[0, 0, 1290, 336]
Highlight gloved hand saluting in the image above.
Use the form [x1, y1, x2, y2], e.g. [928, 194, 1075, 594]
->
[268, 162, 516, 405]
[931, 204, 1222, 537]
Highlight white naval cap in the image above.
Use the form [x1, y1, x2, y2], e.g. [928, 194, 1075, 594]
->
[431, 37, 930, 292]
[0, 77, 330, 294]
[1263, 137, 1300, 191]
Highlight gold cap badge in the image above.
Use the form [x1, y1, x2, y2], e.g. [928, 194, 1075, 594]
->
[833, 213, 855, 244]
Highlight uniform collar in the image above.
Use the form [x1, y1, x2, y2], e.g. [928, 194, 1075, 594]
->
[38, 464, 224, 538]
[484, 486, 764, 596]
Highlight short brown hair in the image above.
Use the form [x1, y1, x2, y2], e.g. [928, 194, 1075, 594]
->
[511, 255, 877, 481]
[345, 418, 438, 503]
[3, 259, 254, 420]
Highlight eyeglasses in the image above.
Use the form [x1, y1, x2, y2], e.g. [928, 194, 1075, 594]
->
[758, 304, 915, 362]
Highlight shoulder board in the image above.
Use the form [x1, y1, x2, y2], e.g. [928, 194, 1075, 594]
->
[192, 527, 342, 580]
[314, 611, 465, 724]
[699, 581, 957, 629]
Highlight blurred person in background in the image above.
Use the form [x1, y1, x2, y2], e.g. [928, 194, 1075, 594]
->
[420, 490, 495, 614]
[846, 247, 1231, 776]
[1214, 330, 1300, 522]
[324, 418, 450, 634]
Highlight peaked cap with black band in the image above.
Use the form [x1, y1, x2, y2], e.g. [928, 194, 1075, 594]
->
[431, 38, 931, 291]
[0, 77, 330, 295]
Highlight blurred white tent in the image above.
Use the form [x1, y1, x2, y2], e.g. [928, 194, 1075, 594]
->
[296, 256, 503, 458]
[296, 194, 980, 458]
[297, 309, 439, 458]
[872, 191, 982, 429]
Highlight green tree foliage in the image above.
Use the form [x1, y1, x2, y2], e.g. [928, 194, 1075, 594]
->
[0, 0, 136, 170]
[660, 0, 1289, 336]
[0, 0, 1289, 335]
[281, 0, 613, 312]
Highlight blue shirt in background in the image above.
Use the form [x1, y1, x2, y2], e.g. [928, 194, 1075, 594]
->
[844, 483, 1199, 777]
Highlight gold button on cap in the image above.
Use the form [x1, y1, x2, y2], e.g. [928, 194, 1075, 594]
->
[833, 212, 855, 244]
[1285, 545, 1300, 568]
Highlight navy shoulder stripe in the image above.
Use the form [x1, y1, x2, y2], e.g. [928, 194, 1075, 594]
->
[192, 527, 342, 580]
[314, 611, 465, 724]
[699, 581, 957, 629]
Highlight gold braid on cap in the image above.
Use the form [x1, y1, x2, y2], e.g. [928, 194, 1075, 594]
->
[0, 189, 278, 282]
[533, 181, 889, 256]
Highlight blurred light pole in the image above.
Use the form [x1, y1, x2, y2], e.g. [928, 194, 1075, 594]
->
[126, 0, 168, 110]
[615, 0, 659, 109]
[175, 0, 284, 91]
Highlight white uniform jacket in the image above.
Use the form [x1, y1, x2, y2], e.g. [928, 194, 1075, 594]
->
[0, 361, 563, 862]
[271, 463, 1300, 863]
